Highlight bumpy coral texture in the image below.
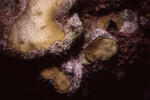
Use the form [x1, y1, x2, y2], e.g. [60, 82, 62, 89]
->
[0, 0, 150, 95]
[0, 0, 82, 59]
[8, 0, 66, 53]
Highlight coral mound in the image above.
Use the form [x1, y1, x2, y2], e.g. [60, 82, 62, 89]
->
[8, 0, 66, 53]
[0, 0, 82, 59]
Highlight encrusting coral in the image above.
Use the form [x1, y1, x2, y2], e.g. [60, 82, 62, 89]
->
[0, 0, 83, 59]
[40, 67, 71, 94]
[39, 28, 118, 94]
[0, 0, 150, 95]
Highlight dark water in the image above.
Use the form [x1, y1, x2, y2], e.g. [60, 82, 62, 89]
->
[0, 51, 149, 100]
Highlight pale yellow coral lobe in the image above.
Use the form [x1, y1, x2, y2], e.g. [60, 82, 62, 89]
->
[8, 0, 65, 53]
[40, 67, 60, 80]
[85, 36, 117, 62]
[40, 67, 71, 94]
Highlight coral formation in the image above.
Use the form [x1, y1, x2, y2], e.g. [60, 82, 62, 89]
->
[40, 67, 71, 94]
[0, 0, 82, 59]
[83, 29, 118, 62]
[0, 0, 150, 95]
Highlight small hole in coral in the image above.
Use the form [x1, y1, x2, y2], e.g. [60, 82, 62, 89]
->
[107, 20, 118, 31]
